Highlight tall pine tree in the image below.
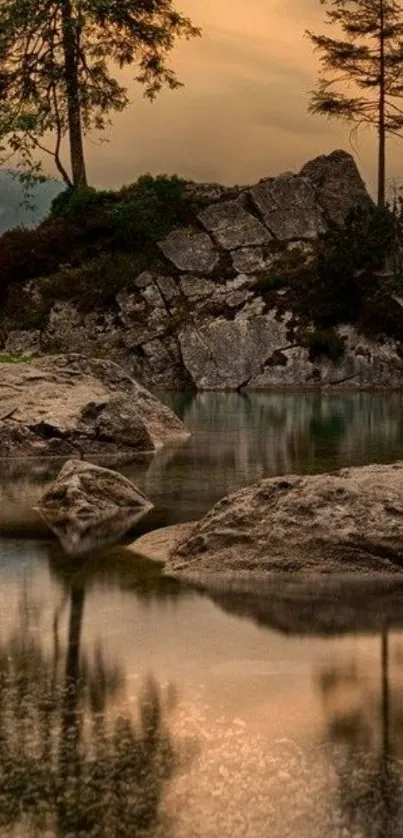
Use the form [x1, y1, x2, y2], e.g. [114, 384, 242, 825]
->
[307, 0, 403, 207]
[0, 0, 200, 189]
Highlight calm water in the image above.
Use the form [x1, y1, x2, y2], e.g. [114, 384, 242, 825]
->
[2, 393, 403, 837]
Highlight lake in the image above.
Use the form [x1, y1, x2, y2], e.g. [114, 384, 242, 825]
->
[1, 392, 403, 838]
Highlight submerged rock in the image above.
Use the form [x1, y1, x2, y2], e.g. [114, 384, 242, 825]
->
[37, 459, 153, 555]
[0, 354, 189, 463]
[166, 462, 403, 577]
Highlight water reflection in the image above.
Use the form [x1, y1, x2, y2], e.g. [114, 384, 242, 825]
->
[3, 393, 403, 835]
[0, 560, 179, 838]
[3, 392, 403, 533]
[318, 630, 403, 838]
[136, 392, 403, 524]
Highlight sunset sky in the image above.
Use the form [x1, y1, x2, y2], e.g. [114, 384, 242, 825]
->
[82, 0, 402, 197]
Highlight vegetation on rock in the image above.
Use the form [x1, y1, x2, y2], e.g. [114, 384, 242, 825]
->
[0, 157, 402, 378]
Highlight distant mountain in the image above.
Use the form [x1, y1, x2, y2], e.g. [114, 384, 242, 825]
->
[0, 170, 64, 233]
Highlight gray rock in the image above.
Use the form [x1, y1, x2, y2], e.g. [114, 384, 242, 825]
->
[231, 248, 276, 274]
[0, 354, 189, 462]
[178, 312, 289, 389]
[116, 289, 148, 327]
[134, 271, 154, 290]
[237, 296, 266, 317]
[198, 199, 271, 250]
[183, 182, 231, 203]
[43, 302, 122, 358]
[226, 289, 253, 308]
[250, 173, 325, 240]
[155, 275, 180, 304]
[4, 330, 41, 358]
[139, 281, 166, 310]
[300, 149, 372, 224]
[167, 462, 403, 577]
[158, 228, 219, 273]
[246, 327, 403, 388]
[37, 459, 153, 554]
[180, 275, 217, 300]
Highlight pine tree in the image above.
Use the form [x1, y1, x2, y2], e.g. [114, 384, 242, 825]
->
[0, 0, 200, 189]
[307, 0, 403, 207]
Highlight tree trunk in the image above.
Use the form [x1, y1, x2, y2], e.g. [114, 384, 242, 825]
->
[378, 0, 386, 208]
[61, 0, 88, 190]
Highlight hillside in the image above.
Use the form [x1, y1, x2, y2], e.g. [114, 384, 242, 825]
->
[0, 150, 403, 391]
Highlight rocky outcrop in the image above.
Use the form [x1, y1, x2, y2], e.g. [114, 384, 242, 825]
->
[5, 149, 389, 391]
[166, 462, 403, 577]
[0, 354, 189, 462]
[37, 459, 153, 554]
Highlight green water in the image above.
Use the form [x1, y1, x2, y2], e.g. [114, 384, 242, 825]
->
[1, 392, 403, 837]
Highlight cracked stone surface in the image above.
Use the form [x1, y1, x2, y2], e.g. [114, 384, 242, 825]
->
[250, 174, 325, 240]
[180, 275, 217, 300]
[167, 462, 403, 576]
[24, 150, 397, 392]
[198, 199, 271, 249]
[231, 248, 277, 274]
[178, 313, 290, 390]
[158, 228, 219, 273]
[0, 355, 189, 461]
[300, 149, 372, 224]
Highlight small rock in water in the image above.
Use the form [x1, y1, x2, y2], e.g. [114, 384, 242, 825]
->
[36, 459, 153, 555]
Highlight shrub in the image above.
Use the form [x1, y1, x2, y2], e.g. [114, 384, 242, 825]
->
[50, 186, 114, 219]
[259, 246, 311, 292]
[39, 252, 162, 311]
[291, 204, 394, 326]
[109, 174, 188, 249]
[0, 220, 73, 306]
[298, 327, 346, 362]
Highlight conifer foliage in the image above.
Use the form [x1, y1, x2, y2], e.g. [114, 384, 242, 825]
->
[0, 0, 200, 189]
[307, 0, 403, 207]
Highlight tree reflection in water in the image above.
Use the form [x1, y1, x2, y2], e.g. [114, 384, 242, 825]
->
[0, 564, 178, 837]
[318, 629, 403, 838]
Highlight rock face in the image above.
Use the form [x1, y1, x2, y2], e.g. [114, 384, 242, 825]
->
[0, 354, 189, 462]
[167, 462, 403, 577]
[37, 459, 153, 554]
[4, 149, 391, 391]
[250, 173, 325, 240]
[300, 149, 372, 224]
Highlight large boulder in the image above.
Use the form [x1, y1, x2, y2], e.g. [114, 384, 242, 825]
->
[158, 228, 219, 273]
[250, 173, 325, 240]
[0, 354, 189, 462]
[166, 462, 403, 578]
[300, 149, 372, 224]
[37, 459, 153, 554]
[198, 199, 271, 249]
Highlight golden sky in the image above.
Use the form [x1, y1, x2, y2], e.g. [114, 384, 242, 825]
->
[84, 0, 402, 196]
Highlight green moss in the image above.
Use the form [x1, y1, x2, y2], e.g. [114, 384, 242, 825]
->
[0, 352, 34, 363]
